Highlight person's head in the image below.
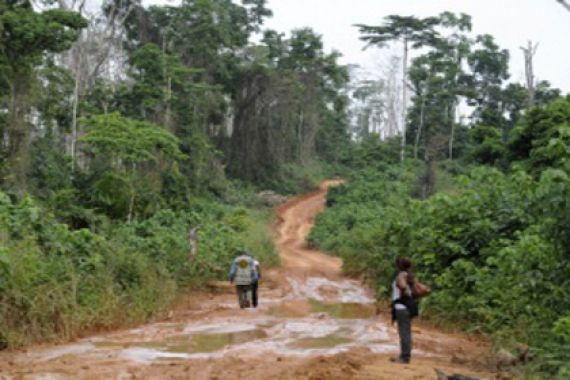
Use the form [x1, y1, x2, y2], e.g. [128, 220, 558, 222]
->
[236, 249, 250, 257]
[395, 257, 413, 272]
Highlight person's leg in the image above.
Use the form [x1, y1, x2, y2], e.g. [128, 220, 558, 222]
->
[396, 309, 412, 362]
[252, 281, 258, 307]
[237, 285, 246, 308]
[244, 285, 251, 307]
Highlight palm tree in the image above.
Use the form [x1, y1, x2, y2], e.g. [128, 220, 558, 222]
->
[356, 16, 439, 162]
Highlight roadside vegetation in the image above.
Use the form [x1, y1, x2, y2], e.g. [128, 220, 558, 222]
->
[0, 0, 345, 348]
[310, 14, 570, 379]
[1, 1, 569, 378]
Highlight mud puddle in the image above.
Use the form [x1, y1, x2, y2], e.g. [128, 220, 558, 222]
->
[0, 183, 492, 380]
[21, 276, 396, 365]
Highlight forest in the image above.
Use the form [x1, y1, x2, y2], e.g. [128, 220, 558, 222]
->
[0, 0, 347, 348]
[1, 0, 569, 378]
[310, 11, 570, 379]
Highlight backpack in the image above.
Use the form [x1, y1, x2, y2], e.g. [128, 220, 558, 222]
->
[234, 255, 254, 285]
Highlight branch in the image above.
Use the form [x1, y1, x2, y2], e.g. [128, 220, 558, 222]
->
[87, 3, 135, 81]
[558, 0, 570, 12]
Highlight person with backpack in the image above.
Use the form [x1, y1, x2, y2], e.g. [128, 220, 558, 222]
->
[390, 257, 430, 364]
[228, 250, 258, 309]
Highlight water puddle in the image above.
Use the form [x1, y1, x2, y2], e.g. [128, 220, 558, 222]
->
[288, 335, 352, 349]
[25, 277, 395, 365]
[95, 328, 268, 355]
[308, 299, 376, 319]
[266, 301, 312, 318]
[287, 277, 374, 303]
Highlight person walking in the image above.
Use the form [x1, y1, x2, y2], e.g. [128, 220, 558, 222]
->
[251, 258, 261, 308]
[390, 257, 419, 364]
[228, 250, 258, 309]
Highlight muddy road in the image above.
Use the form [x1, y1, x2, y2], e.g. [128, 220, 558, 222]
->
[0, 181, 493, 379]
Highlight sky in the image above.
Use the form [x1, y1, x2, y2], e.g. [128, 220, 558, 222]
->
[143, 0, 570, 93]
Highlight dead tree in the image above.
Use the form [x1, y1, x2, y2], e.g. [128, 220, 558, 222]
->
[187, 225, 201, 262]
[557, 0, 570, 13]
[55, 0, 135, 169]
[520, 41, 539, 108]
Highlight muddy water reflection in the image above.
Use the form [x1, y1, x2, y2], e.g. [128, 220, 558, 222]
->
[29, 277, 396, 363]
[308, 300, 376, 319]
[288, 335, 352, 349]
[95, 329, 268, 355]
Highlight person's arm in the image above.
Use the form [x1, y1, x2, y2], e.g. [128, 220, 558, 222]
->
[228, 260, 237, 282]
[255, 262, 261, 280]
[250, 261, 258, 282]
[396, 272, 408, 291]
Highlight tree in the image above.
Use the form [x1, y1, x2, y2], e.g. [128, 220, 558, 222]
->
[467, 34, 510, 128]
[226, 28, 349, 182]
[557, 0, 570, 13]
[407, 13, 473, 162]
[356, 15, 439, 162]
[520, 41, 539, 108]
[81, 113, 184, 222]
[0, 1, 87, 188]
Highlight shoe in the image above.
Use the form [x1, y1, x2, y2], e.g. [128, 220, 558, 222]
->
[389, 357, 410, 364]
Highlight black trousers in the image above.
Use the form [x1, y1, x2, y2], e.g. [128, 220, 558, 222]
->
[395, 308, 412, 361]
[251, 281, 259, 307]
[236, 285, 251, 308]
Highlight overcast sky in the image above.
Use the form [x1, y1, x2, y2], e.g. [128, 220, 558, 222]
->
[143, 0, 570, 92]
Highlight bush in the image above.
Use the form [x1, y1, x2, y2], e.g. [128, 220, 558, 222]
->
[0, 191, 278, 348]
[310, 161, 570, 376]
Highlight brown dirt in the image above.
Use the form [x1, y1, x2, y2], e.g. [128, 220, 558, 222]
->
[0, 181, 496, 380]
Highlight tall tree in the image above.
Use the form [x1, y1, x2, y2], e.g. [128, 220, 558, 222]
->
[557, 0, 570, 12]
[520, 41, 539, 108]
[467, 34, 510, 129]
[355, 15, 439, 162]
[0, 1, 86, 188]
[81, 112, 183, 222]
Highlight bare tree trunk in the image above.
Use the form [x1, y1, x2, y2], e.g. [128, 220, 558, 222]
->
[187, 225, 201, 262]
[162, 34, 173, 129]
[557, 0, 570, 12]
[6, 75, 30, 189]
[71, 50, 82, 171]
[449, 123, 455, 161]
[448, 101, 458, 161]
[298, 109, 304, 161]
[520, 41, 539, 108]
[401, 38, 408, 162]
[127, 164, 136, 223]
[414, 95, 425, 160]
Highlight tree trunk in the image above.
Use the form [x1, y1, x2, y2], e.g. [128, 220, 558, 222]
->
[71, 50, 82, 172]
[449, 122, 455, 161]
[6, 74, 29, 189]
[448, 101, 458, 161]
[521, 41, 539, 108]
[127, 164, 136, 223]
[162, 34, 173, 129]
[422, 154, 436, 199]
[298, 109, 304, 161]
[557, 0, 570, 12]
[414, 95, 425, 160]
[401, 38, 408, 162]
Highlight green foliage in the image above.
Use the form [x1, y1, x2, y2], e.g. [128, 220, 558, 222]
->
[0, 190, 277, 347]
[263, 161, 330, 195]
[468, 125, 506, 166]
[311, 125, 570, 375]
[509, 96, 570, 172]
[81, 113, 184, 164]
[356, 15, 440, 49]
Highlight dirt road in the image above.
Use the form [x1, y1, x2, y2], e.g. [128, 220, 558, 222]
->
[0, 181, 493, 379]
